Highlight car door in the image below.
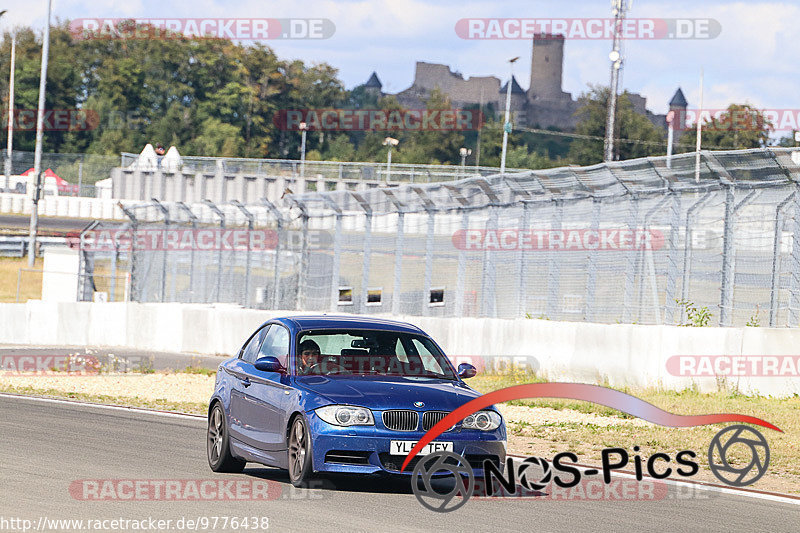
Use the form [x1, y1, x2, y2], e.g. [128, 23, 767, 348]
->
[235, 324, 292, 451]
[227, 325, 269, 445]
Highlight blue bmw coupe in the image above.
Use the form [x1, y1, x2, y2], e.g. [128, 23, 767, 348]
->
[207, 315, 506, 486]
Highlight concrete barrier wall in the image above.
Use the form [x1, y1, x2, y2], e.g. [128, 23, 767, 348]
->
[1, 301, 799, 397]
[0, 193, 125, 220]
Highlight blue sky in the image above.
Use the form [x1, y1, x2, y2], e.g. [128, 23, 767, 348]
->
[8, 0, 799, 119]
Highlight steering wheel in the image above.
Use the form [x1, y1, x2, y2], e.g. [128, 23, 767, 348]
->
[309, 357, 347, 375]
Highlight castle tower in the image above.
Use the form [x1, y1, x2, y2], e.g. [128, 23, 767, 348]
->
[528, 33, 568, 102]
[364, 72, 383, 96]
[668, 88, 688, 140]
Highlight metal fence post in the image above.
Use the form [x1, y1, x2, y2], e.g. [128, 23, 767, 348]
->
[516, 202, 531, 317]
[296, 202, 309, 311]
[546, 200, 563, 319]
[664, 191, 682, 324]
[231, 200, 255, 308]
[789, 186, 800, 326]
[176, 201, 198, 301]
[263, 198, 286, 310]
[719, 189, 759, 326]
[423, 211, 436, 316]
[585, 198, 602, 321]
[392, 212, 405, 314]
[322, 197, 343, 312]
[769, 191, 796, 326]
[352, 193, 373, 313]
[117, 202, 138, 301]
[480, 206, 498, 318]
[637, 195, 671, 323]
[621, 195, 639, 323]
[455, 211, 469, 316]
[150, 199, 170, 302]
[203, 200, 226, 303]
[680, 192, 713, 323]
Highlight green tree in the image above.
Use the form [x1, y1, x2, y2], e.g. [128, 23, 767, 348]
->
[678, 103, 773, 151]
[568, 85, 666, 165]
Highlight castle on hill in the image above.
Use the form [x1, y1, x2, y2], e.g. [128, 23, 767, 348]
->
[361, 33, 688, 137]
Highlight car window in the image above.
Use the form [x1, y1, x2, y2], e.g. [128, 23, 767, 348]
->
[240, 326, 269, 364]
[258, 325, 290, 368]
[411, 338, 444, 374]
[295, 329, 455, 379]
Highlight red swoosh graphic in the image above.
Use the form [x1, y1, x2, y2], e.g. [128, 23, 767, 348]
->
[401, 383, 782, 472]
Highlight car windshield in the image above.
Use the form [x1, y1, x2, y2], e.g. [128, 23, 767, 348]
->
[295, 329, 456, 379]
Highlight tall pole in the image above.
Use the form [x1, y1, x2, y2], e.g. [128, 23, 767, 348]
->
[4, 34, 15, 192]
[28, 0, 52, 267]
[604, 0, 628, 162]
[299, 122, 307, 178]
[694, 68, 704, 183]
[666, 111, 674, 169]
[499, 57, 519, 175]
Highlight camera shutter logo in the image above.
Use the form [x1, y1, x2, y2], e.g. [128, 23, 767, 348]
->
[517, 456, 553, 491]
[708, 425, 770, 487]
[411, 451, 474, 512]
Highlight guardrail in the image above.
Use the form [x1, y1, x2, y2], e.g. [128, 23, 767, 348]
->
[0, 236, 68, 257]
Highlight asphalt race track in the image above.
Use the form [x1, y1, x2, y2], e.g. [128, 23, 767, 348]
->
[1, 395, 799, 532]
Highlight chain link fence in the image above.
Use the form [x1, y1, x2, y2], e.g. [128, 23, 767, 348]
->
[2, 151, 119, 197]
[119, 152, 518, 183]
[78, 148, 800, 327]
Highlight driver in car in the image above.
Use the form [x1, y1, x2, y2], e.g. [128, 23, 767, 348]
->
[298, 339, 321, 375]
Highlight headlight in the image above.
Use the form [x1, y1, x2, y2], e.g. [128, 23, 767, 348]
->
[316, 405, 375, 426]
[461, 410, 502, 431]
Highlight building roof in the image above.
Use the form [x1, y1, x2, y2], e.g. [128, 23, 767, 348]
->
[499, 75, 525, 95]
[365, 71, 383, 89]
[669, 88, 688, 108]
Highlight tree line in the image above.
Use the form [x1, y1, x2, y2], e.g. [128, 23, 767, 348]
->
[0, 21, 789, 171]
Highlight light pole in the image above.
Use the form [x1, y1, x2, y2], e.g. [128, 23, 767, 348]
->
[499, 56, 519, 175]
[666, 110, 675, 169]
[459, 147, 472, 177]
[298, 121, 308, 177]
[4, 29, 15, 193]
[604, 0, 629, 162]
[383, 137, 399, 181]
[28, 0, 52, 267]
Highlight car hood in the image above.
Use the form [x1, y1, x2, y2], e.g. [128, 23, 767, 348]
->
[294, 375, 483, 411]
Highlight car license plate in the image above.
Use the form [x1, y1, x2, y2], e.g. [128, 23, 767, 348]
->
[389, 440, 453, 455]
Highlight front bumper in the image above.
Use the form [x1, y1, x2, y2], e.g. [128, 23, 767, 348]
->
[306, 411, 507, 476]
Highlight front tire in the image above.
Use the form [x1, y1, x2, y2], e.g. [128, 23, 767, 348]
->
[207, 403, 246, 473]
[288, 416, 314, 487]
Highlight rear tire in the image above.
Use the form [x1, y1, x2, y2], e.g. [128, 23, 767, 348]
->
[288, 416, 314, 487]
[207, 403, 246, 473]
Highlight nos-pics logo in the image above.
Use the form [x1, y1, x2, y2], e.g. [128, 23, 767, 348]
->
[412, 424, 770, 513]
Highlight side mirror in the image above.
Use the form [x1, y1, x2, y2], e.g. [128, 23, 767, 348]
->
[457, 363, 477, 379]
[254, 356, 285, 373]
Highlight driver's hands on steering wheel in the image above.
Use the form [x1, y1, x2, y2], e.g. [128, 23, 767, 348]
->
[309, 356, 347, 375]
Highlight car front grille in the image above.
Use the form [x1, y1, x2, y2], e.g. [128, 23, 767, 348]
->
[422, 411, 450, 431]
[378, 453, 501, 472]
[382, 410, 419, 431]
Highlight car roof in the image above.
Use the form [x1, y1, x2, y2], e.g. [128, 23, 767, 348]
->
[273, 315, 426, 335]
